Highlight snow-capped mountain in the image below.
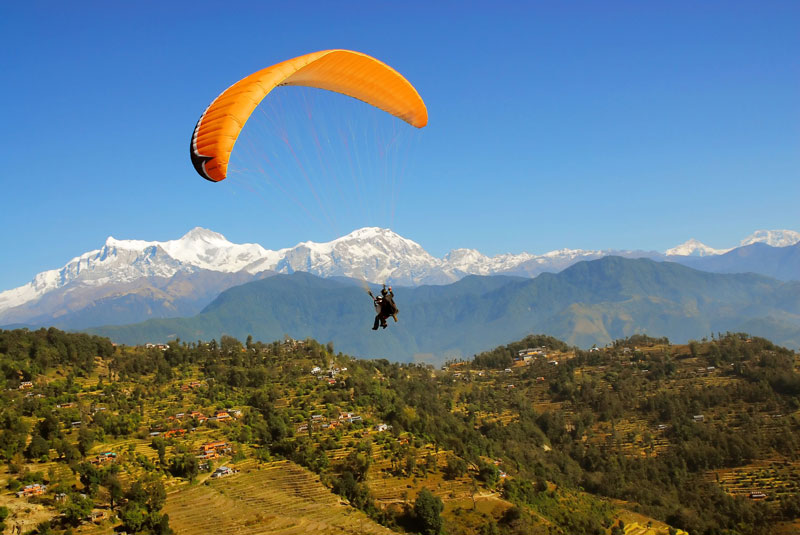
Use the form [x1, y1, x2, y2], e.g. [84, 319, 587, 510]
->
[444, 248, 535, 276]
[1, 226, 798, 330]
[665, 238, 731, 257]
[0, 228, 274, 312]
[258, 227, 448, 284]
[740, 230, 800, 248]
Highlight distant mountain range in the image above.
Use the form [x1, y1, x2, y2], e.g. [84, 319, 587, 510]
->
[1, 227, 798, 332]
[86, 257, 800, 362]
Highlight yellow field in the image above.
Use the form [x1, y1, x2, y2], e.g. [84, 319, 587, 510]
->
[164, 460, 395, 535]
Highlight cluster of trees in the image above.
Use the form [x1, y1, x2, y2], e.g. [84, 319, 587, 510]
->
[0, 328, 113, 382]
[1, 327, 797, 535]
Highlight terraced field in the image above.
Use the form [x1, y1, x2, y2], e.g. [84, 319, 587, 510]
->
[706, 458, 800, 503]
[164, 460, 394, 535]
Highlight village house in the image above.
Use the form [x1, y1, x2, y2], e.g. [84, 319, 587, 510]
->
[211, 466, 235, 478]
[189, 411, 208, 423]
[91, 511, 108, 523]
[197, 440, 231, 459]
[17, 483, 46, 498]
[19, 381, 33, 390]
[374, 423, 389, 432]
[215, 410, 232, 422]
[692, 415, 705, 422]
[90, 452, 117, 466]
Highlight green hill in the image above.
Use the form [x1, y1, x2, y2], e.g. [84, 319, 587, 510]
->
[1, 328, 798, 534]
[88, 257, 800, 361]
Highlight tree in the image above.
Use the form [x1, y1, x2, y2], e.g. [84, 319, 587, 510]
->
[61, 493, 93, 526]
[121, 476, 171, 534]
[405, 449, 417, 476]
[343, 450, 371, 482]
[104, 473, 123, 510]
[169, 453, 199, 481]
[77, 462, 102, 495]
[332, 470, 373, 511]
[413, 488, 444, 535]
[36, 412, 61, 441]
[152, 437, 167, 465]
[444, 455, 467, 480]
[25, 434, 50, 460]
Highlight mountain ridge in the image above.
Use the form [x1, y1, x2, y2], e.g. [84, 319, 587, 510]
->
[3, 227, 799, 331]
[87, 256, 800, 362]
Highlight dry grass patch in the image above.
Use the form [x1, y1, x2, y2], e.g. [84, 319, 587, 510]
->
[164, 460, 394, 535]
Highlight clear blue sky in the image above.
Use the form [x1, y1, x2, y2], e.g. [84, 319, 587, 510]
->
[2, 1, 798, 291]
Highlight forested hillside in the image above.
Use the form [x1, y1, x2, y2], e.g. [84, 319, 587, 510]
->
[0, 328, 798, 534]
[88, 257, 800, 361]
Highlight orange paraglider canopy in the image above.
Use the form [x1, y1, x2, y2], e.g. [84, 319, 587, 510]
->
[190, 49, 428, 182]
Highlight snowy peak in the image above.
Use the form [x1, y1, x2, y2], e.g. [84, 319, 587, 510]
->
[445, 248, 489, 266]
[160, 228, 270, 273]
[3, 226, 800, 319]
[665, 229, 800, 257]
[666, 238, 730, 257]
[181, 226, 227, 242]
[740, 230, 800, 248]
[0, 227, 277, 312]
[276, 227, 442, 284]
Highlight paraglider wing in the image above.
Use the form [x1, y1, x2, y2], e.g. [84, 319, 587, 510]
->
[190, 49, 428, 182]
